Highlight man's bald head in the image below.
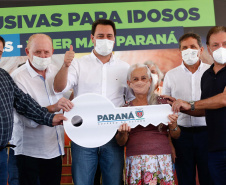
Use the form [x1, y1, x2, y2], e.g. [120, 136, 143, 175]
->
[26, 34, 53, 49]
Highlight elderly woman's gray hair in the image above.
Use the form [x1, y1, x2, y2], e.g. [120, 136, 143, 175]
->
[127, 63, 151, 81]
[144, 61, 164, 84]
[127, 63, 155, 94]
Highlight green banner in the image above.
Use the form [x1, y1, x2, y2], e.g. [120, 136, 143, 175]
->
[0, 0, 215, 34]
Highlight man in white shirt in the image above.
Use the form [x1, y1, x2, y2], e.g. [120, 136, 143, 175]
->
[11, 34, 73, 185]
[162, 33, 213, 185]
[54, 19, 133, 185]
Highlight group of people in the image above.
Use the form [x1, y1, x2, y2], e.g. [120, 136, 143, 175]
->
[0, 19, 225, 185]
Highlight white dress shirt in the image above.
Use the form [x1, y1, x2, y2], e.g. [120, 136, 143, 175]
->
[11, 61, 64, 159]
[162, 61, 210, 127]
[60, 51, 133, 107]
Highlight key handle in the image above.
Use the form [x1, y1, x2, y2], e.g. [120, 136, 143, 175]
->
[64, 93, 172, 148]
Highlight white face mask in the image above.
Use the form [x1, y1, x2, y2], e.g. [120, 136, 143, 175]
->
[95, 39, 114, 56]
[212, 47, 226, 64]
[129, 81, 151, 95]
[151, 73, 158, 87]
[31, 56, 51, 71]
[182, 48, 199, 65]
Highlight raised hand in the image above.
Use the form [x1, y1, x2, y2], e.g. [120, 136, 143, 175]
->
[64, 45, 75, 67]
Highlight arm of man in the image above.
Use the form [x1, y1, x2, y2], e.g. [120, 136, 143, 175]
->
[11, 75, 66, 126]
[195, 88, 226, 109]
[164, 97, 205, 116]
[54, 45, 75, 92]
[14, 97, 73, 128]
[171, 92, 226, 117]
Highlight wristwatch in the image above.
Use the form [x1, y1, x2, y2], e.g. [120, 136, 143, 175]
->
[170, 125, 178, 131]
[189, 101, 195, 111]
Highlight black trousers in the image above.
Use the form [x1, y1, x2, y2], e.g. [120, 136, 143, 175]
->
[172, 127, 213, 185]
[16, 155, 62, 185]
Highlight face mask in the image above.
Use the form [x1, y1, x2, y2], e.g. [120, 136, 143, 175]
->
[129, 81, 151, 95]
[151, 73, 158, 87]
[182, 49, 199, 65]
[212, 47, 226, 64]
[31, 56, 51, 71]
[95, 39, 114, 56]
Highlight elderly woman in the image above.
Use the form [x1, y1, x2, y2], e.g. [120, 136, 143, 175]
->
[144, 61, 164, 95]
[116, 64, 180, 185]
[145, 61, 177, 165]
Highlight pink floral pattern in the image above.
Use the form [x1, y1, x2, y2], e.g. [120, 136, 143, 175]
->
[144, 171, 153, 184]
[126, 154, 175, 185]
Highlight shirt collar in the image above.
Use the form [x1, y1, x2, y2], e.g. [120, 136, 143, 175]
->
[208, 63, 215, 74]
[25, 59, 51, 78]
[181, 60, 203, 73]
[208, 63, 226, 75]
[90, 50, 116, 65]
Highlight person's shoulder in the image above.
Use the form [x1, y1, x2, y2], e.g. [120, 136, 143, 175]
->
[80, 53, 91, 59]
[49, 63, 59, 69]
[202, 66, 211, 77]
[46, 63, 61, 77]
[71, 53, 92, 67]
[165, 65, 182, 77]
[0, 68, 11, 80]
[11, 64, 27, 79]
[168, 65, 182, 73]
[114, 57, 130, 68]
[114, 57, 128, 64]
[202, 62, 211, 70]
[77, 53, 92, 62]
[201, 65, 213, 82]
[48, 63, 60, 72]
[0, 68, 7, 75]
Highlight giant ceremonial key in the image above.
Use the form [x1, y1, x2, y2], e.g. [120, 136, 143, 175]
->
[64, 93, 173, 148]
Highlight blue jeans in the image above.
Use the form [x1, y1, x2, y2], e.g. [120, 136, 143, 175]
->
[0, 148, 8, 185]
[71, 137, 124, 185]
[208, 150, 226, 185]
[8, 148, 19, 185]
[172, 128, 213, 185]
